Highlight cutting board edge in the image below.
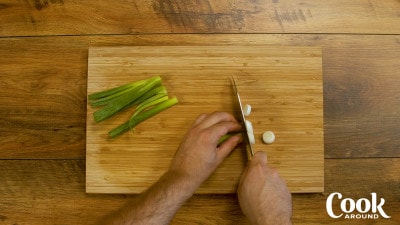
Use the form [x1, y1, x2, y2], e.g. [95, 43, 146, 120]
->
[85, 45, 325, 194]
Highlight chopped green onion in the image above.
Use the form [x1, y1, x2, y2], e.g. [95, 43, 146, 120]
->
[217, 132, 242, 146]
[88, 77, 149, 101]
[129, 94, 169, 124]
[123, 85, 167, 111]
[136, 93, 167, 111]
[93, 76, 162, 122]
[90, 84, 142, 107]
[89, 75, 179, 138]
[109, 97, 178, 138]
[218, 134, 234, 145]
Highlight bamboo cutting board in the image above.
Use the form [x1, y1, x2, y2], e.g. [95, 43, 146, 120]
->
[86, 46, 324, 194]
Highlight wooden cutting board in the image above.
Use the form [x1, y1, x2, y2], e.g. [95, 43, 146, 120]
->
[86, 46, 324, 194]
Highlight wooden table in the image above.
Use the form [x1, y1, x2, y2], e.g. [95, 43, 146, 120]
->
[0, 1, 399, 224]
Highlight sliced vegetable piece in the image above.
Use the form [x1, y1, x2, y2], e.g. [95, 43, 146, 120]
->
[218, 134, 233, 146]
[243, 104, 251, 116]
[136, 93, 168, 111]
[90, 84, 143, 107]
[88, 77, 149, 101]
[244, 119, 255, 145]
[217, 133, 242, 146]
[93, 76, 162, 122]
[129, 95, 169, 126]
[244, 120, 253, 134]
[124, 85, 167, 110]
[247, 131, 255, 145]
[108, 97, 179, 138]
[262, 131, 275, 144]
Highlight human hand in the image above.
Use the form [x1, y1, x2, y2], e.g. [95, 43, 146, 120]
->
[169, 111, 243, 188]
[237, 151, 292, 225]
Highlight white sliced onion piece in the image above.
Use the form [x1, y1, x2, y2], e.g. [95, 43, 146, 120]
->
[244, 120, 255, 145]
[244, 120, 253, 134]
[247, 131, 256, 145]
[243, 104, 251, 116]
[262, 131, 275, 144]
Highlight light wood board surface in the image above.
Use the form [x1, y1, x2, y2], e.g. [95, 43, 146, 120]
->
[86, 45, 324, 194]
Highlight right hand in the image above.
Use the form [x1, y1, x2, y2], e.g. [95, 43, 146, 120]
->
[237, 151, 292, 225]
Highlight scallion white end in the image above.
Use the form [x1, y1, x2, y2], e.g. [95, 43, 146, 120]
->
[247, 131, 256, 145]
[244, 119, 255, 145]
[243, 104, 251, 116]
[262, 131, 275, 144]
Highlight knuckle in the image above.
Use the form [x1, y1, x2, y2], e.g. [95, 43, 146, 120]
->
[211, 111, 231, 119]
[268, 167, 281, 178]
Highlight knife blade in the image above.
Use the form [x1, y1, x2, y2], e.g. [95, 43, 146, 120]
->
[231, 77, 254, 159]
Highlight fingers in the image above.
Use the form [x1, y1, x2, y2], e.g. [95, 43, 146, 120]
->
[251, 152, 285, 184]
[193, 111, 242, 143]
[212, 120, 242, 137]
[193, 112, 243, 162]
[217, 134, 243, 160]
[212, 120, 242, 161]
[251, 151, 268, 166]
[192, 113, 207, 126]
[196, 111, 238, 129]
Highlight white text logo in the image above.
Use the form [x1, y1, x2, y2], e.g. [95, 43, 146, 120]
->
[326, 192, 391, 219]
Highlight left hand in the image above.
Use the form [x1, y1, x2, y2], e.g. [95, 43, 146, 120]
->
[169, 111, 243, 187]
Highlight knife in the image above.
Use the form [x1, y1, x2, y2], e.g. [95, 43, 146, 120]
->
[231, 77, 254, 160]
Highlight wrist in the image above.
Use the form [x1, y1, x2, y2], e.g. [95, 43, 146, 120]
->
[168, 164, 206, 188]
[165, 170, 200, 196]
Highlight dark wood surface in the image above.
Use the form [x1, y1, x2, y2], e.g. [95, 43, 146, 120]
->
[0, 1, 399, 224]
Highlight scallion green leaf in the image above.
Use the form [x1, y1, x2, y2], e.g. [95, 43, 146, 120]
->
[93, 76, 162, 122]
[108, 97, 179, 138]
[88, 77, 149, 101]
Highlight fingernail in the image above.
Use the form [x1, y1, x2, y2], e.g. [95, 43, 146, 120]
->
[254, 151, 268, 165]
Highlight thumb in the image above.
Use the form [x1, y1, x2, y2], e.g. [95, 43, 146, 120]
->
[251, 151, 268, 166]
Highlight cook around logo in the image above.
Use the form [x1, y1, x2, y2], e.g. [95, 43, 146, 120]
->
[326, 192, 391, 219]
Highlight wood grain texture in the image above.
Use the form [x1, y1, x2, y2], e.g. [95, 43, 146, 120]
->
[323, 44, 400, 158]
[0, 159, 399, 224]
[0, 36, 87, 159]
[86, 45, 324, 194]
[0, 0, 399, 223]
[0, 0, 399, 36]
[1, 34, 399, 159]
